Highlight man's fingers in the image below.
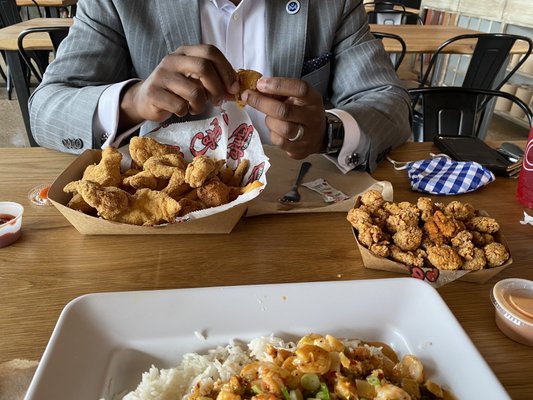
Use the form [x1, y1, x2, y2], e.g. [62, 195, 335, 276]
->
[243, 90, 299, 122]
[174, 44, 239, 95]
[256, 76, 310, 99]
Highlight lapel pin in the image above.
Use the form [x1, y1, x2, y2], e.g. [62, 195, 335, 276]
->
[286, 0, 300, 15]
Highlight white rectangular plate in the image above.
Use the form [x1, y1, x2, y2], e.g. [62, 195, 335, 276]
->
[25, 278, 509, 400]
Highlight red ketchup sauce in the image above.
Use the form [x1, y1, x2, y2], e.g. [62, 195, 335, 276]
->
[0, 213, 21, 247]
[0, 213, 15, 225]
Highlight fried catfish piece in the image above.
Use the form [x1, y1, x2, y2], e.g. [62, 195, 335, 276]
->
[197, 178, 230, 207]
[64, 180, 130, 220]
[185, 156, 224, 188]
[67, 193, 95, 214]
[162, 169, 191, 199]
[116, 188, 182, 226]
[122, 170, 159, 190]
[129, 136, 178, 167]
[177, 198, 206, 216]
[235, 69, 263, 107]
[144, 153, 187, 179]
[82, 146, 122, 187]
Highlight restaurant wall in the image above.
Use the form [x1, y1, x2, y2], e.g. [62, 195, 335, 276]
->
[421, 0, 533, 27]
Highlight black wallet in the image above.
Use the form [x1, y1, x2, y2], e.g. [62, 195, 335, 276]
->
[433, 135, 520, 177]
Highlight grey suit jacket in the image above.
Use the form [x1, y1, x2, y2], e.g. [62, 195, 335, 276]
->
[29, 0, 411, 171]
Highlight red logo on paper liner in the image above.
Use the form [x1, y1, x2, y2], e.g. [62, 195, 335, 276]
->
[227, 123, 254, 163]
[190, 118, 222, 156]
[409, 266, 440, 283]
[247, 162, 265, 184]
[222, 110, 229, 126]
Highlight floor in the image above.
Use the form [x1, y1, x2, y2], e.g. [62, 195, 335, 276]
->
[0, 56, 529, 149]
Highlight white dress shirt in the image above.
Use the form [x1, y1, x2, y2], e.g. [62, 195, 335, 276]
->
[95, 0, 362, 172]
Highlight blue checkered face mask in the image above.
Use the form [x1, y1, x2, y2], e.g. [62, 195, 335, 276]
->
[388, 154, 495, 195]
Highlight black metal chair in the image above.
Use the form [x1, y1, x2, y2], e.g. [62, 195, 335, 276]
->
[18, 25, 69, 83]
[408, 86, 533, 142]
[366, 1, 423, 25]
[0, 0, 51, 96]
[418, 33, 533, 91]
[373, 31, 406, 71]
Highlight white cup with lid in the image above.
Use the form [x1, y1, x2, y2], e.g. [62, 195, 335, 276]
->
[491, 278, 533, 346]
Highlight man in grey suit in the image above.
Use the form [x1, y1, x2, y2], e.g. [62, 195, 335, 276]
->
[29, 0, 411, 172]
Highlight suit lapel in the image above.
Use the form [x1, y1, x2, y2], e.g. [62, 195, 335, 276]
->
[155, 0, 202, 53]
[266, 0, 308, 78]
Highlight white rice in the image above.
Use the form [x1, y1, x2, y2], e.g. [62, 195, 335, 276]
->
[117, 335, 292, 400]
[113, 335, 370, 400]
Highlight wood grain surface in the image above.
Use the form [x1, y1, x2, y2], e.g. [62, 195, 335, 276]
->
[369, 24, 530, 54]
[0, 18, 72, 51]
[16, 0, 76, 7]
[0, 144, 532, 398]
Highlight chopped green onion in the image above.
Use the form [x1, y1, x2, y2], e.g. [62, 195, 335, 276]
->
[316, 383, 330, 400]
[252, 384, 262, 394]
[366, 376, 381, 387]
[301, 373, 321, 391]
[282, 387, 291, 400]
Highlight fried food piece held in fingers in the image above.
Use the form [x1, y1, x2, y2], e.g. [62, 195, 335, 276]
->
[235, 69, 263, 107]
[82, 146, 123, 187]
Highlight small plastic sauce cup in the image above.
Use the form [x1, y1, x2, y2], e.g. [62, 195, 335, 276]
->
[491, 278, 533, 346]
[0, 202, 24, 248]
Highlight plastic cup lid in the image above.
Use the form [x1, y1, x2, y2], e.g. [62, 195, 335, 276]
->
[491, 278, 533, 328]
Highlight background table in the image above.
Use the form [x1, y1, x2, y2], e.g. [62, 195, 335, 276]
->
[369, 24, 529, 54]
[16, 0, 76, 17]
[0, 143, 532, 397]
[0, 17, 72, 146]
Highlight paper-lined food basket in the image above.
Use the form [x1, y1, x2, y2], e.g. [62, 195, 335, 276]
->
[48, 103, 269, 234]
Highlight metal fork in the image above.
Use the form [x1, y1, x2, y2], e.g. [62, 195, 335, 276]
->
[279, 162, 312, 204]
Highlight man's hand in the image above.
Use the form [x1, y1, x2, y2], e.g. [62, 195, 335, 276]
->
[119, 44, 239, 131]
[241, 77, 327, 159]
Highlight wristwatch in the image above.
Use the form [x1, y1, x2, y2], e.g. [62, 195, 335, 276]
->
[323, 112, 345, 155]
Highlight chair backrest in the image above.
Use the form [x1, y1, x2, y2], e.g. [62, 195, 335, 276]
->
[366, 1, 423, 25]
[408, 86, 533, 142]
[420, 33, 533, 91]
[18, 25, 70, 82]
[0, 0, 22, 27]
[373, 31, 406, 70]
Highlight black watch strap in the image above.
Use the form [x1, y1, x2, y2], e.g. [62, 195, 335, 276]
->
[323, 112, 345, 155]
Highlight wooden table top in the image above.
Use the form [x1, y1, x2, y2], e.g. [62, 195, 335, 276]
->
[369, 24, 530, 54]
[16, 0, 76, 7]
[0, 143, 532, 398]
[0, 17, 72, 51]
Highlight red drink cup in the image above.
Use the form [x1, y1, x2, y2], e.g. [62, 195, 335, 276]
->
[517, 126, 533, 209]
